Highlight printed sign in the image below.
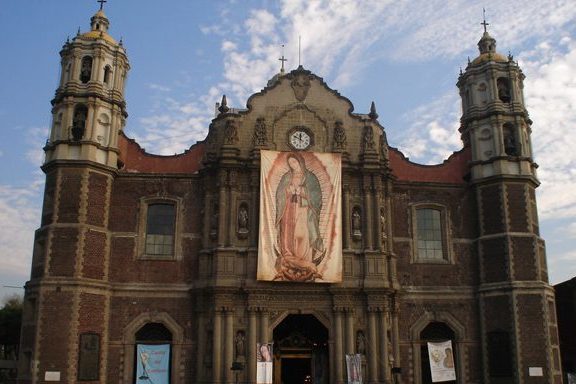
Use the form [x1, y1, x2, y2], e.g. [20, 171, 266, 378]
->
[135, 344, 170, 384]
[427, 340, 456, 382]
[256, 343, 273, 384]
[346, 354, 363, 384]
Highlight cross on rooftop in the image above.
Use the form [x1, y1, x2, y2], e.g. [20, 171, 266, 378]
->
[98, 0, 107, 11]
[279, 45, 287, 73]
[481, 8, 490, 33]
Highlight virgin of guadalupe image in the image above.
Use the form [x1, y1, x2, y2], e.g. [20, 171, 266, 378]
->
[274, 153, 326, 281]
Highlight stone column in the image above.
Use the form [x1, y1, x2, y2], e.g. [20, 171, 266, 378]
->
[71, 54, 80, 81]
[203, 193, 212, 246]
[196, 313, 206, 382]
[224, 309, 234, 383]
[260, 310, 269, 343]
[248, 308, 258, 382]
[217, 171, 228, 247]
[213, 310, 223, 383]
[367, 309, 379, 383]
[334, 309, 344, 384]
[228, 172, 238, 247]
[363, 177, 373, 250]
[391, 301, 400, 372]
[250, 171, 259, 247]
[92, 51, 103, 82]
[345, 310, 355, 354]
[380, 310, 391, 383]
[343, 185, 350, 249]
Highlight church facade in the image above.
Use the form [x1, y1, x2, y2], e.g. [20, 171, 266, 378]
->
[18, 7, 562, 384]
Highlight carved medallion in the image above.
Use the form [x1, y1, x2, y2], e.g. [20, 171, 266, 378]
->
[291, 73, 311, 101]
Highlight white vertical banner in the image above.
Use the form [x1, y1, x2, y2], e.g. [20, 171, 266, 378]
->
[345, 354, 363, 384]
[427, 340, 456, 382]
[256, 343, 273, 384]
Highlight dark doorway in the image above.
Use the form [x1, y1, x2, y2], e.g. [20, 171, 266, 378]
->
[282, 358, 311, 383]
[273, 314, 329, 384]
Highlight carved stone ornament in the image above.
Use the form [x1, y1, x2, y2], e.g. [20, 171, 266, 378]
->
[352, 207, 362, 239]
[224, 120, 239, 145]
[363, 125, 375, 151]
[291, 73, 312, 102]
[253, 117, 267, 147]
[333, 120, 347, 150]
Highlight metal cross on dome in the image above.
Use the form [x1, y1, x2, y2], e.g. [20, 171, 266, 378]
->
[481, 8, 490, 32]
[98, 0, 107, 11]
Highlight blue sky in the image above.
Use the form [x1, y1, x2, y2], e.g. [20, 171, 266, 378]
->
[1, 0, 575, 301]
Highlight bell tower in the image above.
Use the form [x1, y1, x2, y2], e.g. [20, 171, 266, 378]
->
[19, 5, 128, 383]
[45, 5, 129, 168]
[458, 18, 563, 384]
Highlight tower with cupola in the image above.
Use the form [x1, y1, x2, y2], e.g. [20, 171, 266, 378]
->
[46, 6, 129, 167]
[458, 19, 562, 383]
[19, 5, 128, 383]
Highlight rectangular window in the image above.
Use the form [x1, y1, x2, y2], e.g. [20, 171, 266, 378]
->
[145, 204, 175, 256]
[416, 208, 444, 261]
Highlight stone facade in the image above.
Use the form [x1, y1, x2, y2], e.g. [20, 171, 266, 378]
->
[18, 8, 562, 384]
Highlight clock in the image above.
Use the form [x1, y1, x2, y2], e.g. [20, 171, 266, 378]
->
[289, 129, 311, 150]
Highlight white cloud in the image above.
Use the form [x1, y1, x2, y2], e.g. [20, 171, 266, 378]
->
[0, 185, 40, 277]
[393, 92, 462, 164]
[547, 249, 576, 284]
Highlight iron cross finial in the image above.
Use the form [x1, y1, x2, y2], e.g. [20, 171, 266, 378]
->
[98, 0, 107, 11]
[279, 44, 287, 73]
[481, 8, 490, 33]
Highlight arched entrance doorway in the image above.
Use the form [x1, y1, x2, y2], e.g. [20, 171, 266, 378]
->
[273, 314, 329, 384]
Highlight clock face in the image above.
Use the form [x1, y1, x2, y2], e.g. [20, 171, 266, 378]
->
[289, 130, 311, 150]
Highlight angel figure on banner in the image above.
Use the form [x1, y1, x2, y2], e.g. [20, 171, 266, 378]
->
[274, 152, 326, 281]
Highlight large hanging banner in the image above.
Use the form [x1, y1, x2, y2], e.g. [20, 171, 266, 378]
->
[346, 354, 363, 384]
[427, 340, 456, 382]
[258, 150, 342, 282]
[256, 343, 273, 384]
[135, 344, 170, 384]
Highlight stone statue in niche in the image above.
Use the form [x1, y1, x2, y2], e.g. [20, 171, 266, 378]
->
[363, 126, 375, 151]
[253, 117, 267, 147]
[224, 120, 239, 145]
[380, 207, 387, 240]
[333, 120, 347, 150]
[71, 107, 87, 141]
[352, 207, 362, 239]
[210, 203, 219, 239]
[237, 204, 249, 238]
[503, 126, 518, 156]
[356, 330, 367, 355]
[497, 78, 511, 103]
[235, 330, 246, 361]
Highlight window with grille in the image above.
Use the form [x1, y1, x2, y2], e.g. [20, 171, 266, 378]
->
[145, 203, 175, 257]
[416, 208, 445, 261]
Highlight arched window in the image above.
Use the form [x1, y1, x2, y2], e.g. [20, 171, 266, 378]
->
[80, 56, 93, 83]
[497, 77, 511, 103]
[135, 323, 172, 383]
[103, 65, 112, 85]
[72, 105, 88, 141]
[145, 203, 176, 257]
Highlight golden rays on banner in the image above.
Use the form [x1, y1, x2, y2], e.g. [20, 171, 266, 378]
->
[258, 150, 342, 283]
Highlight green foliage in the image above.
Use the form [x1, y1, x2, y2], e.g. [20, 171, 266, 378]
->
[0, 295, 22, 359]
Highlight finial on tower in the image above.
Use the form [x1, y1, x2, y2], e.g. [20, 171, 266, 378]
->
[369, 101, 379, 120]
[481, 8, 490, 33]
[218, 95, 229, 114]
[98, 0, 107, 11]
[279, 44, 287, 74]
